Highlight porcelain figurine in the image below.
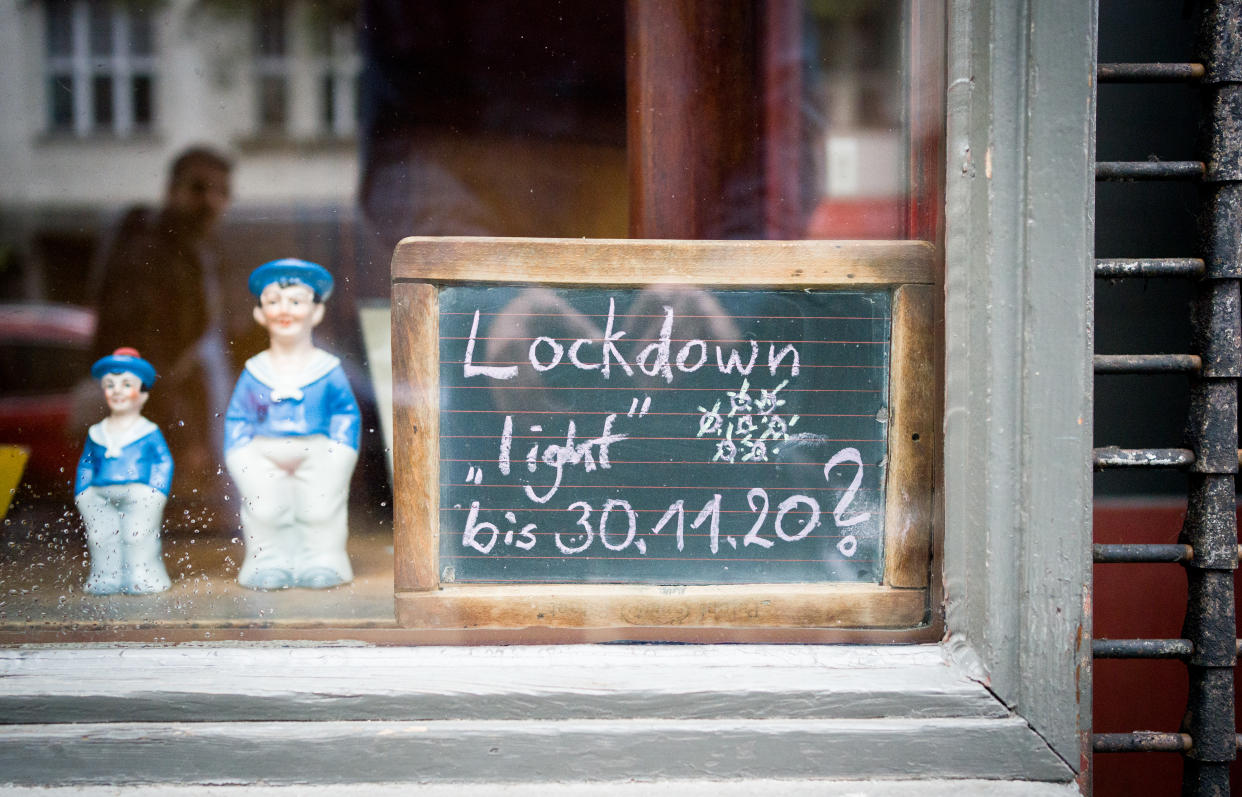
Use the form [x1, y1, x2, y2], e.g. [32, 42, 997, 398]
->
[225, 259, 361, 590]
[74, 348, 173, 595]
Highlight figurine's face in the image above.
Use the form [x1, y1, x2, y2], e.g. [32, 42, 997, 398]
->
[254, 282, 325, 343]
[100, 371, 148, 416]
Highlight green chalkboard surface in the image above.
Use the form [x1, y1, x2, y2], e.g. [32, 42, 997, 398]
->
[437, 285, 891, 585]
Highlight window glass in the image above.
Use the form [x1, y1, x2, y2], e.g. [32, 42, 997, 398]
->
[255, 0, 286, 57]
[88, 2, 113, 58]
[91, 75, 113, 128]
[45, 0, 73, 58]
[48, 74, 74, 131]
[129, 6, 154, 58]
[132, 75, 153, 127]
[0, 0, 941, 637]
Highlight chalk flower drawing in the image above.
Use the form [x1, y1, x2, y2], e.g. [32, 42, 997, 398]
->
[698, 378, 799, 464]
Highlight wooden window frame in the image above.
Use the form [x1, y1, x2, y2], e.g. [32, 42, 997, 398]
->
[391, 237, 936, 638]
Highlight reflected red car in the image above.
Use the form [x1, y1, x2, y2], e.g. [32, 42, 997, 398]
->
[0, 303, 96, 498]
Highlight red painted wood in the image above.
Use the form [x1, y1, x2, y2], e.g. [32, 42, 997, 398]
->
[626, 0, 763, 239]
[1092, 500, 1242, 795]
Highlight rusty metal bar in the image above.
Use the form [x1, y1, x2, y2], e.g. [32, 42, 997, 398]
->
[1091, 4, 1239, 794]
[1094, 639, 1194, 659]
[1179, 5, 1241, 792]
[1095, 258, 1206, 278]
[1096, 161, 1206, 181]
[1093, 447, 1195, 469]
[1094, 733, 1193, 754]
[1094, 543, 1194, 563]
[1094, 354, 1202, 373]
[1098, 62, 1206, 82]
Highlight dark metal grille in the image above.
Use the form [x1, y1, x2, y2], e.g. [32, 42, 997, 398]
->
[1092, 2, 1241, 794]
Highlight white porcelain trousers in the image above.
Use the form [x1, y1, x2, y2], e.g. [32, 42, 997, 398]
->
[225, 434, 357, 588]
[75, 483, 170, 594]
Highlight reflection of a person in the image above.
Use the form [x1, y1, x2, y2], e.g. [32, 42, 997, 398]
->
[90, 146, 242, 508]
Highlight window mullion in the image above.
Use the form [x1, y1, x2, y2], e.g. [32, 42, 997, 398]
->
[70, 0, 90, 137]
[332, 65, 350, 138]
[112, 5, 132, 137]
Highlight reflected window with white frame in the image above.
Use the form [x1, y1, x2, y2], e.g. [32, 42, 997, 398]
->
[254, 0, 289, 133]
[254, 0, 358, 140]
[314, 12, 358, 139]
[44, 0, 156, 137]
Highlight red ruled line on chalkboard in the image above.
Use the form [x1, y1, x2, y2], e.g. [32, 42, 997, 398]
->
[442, 311, 890, 321]
[443, 433, 883, 443]
[442, 412, 889, 424]
[441, 337, 888, 346]
[439, 504, 837, 513]
[441, 483, 880, 490]
[442, 360, 886, 368]
[445, 385, 882, 392]
[444, 409, 878, 418]
[444, 554, 877, 562]
[441, 455, 880, 463]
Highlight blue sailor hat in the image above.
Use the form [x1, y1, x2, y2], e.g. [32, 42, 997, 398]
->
[91, 347, 158, 389]
[248, 258, 334, 301]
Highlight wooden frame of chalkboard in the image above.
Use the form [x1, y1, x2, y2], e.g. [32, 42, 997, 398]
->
[391, 237, 935, 638]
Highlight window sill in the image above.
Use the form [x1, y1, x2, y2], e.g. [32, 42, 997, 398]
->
[235, 134, 357, 154]
[34, 131, 163, 148]
[0, 644, 1074, 785]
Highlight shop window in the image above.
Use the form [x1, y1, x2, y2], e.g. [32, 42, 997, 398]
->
[5, 0, 942, 639]
[0, 2, 1094, 787]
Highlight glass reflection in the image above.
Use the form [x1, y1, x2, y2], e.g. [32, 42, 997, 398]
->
[0, 0, 929, 631]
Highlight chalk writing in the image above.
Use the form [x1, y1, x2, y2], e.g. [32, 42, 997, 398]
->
[457, 472, 865, 558]
[497, 413, 628, 503]
[461, 297, 805, 383]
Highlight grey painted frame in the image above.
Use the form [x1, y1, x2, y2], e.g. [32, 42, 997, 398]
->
[0, 0, 1095, 788]
[941, 0, 1096, 770]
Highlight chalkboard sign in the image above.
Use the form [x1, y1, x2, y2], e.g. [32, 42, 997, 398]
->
[392, 238, 934, 636]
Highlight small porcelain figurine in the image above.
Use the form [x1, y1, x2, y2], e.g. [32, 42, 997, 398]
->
[225, 259, 361, 590]
[74, 348, 173, 595]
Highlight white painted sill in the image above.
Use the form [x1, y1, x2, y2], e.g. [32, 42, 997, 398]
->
[0, 643, 1075, 785]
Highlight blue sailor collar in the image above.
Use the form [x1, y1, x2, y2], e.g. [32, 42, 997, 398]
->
[244, 349, 341, 402]
[88, 416, 159, 458]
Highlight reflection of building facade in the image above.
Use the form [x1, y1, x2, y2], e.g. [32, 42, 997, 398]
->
[0, 0, 359, 302]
